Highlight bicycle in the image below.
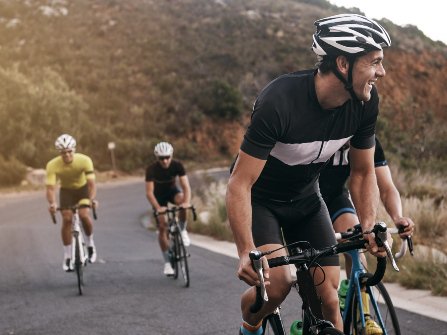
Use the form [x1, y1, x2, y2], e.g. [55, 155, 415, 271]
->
[154, 205, 196, 288]
[249, 222, 408, 335]
[51, 204, 97, 295]
[337, 224, 413, 335]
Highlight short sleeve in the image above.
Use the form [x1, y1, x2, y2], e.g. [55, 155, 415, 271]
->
[374, 137, 388, 167]
[45, 161, 57, 186]
[84, 156, 95, 179]
[240, 96, 283, 160]
[350, 86, 379, 150]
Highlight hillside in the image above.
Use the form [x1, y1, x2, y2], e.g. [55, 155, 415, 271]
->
[0, 0, 446, 183]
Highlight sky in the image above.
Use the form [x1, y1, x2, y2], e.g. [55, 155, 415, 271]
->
[328, 0, 447, 44]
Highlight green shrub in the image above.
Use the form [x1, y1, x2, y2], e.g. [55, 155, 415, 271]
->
[0, 156, 27, 187]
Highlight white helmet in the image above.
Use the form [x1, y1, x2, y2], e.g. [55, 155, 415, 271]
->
[154, 142, 173, 157]
[312, 14, 391, 61]
[55, 134, 76, 151]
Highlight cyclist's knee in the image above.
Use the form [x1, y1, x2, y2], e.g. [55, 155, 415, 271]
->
[267, 270, 293, 304]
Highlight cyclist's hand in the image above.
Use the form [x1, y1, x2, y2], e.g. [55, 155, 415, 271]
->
[395, 217, 415, 239]
[91, 199, 99, 209]
[156, 206, 167, 215]
[48, 203, 57, 214]
[365, 231, 392, 258]
[180, 202, 190, 209]
[237, 253, 270, 287]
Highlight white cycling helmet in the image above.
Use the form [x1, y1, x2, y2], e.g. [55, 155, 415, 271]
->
[312, 14, 391, 61]
[55, 134, 76, 151]
[154, 142, 174, 157]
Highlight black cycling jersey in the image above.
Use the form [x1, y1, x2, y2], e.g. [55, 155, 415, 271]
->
[145, 160, 186, 198]
[319, 137, 387, 205]
[241, 69, 379, 201]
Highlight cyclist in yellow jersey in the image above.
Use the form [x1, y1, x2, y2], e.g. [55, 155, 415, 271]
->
[46, 134, 99, 272]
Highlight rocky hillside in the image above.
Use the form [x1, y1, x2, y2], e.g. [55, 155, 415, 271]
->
[0, 0, 445, 178]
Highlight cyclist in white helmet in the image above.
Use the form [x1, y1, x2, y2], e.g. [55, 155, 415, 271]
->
[46, 134, 99, 272]
[145, 141, 192, 276]
[227, 13, 392, 334]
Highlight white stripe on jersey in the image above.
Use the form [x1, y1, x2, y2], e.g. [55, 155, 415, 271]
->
[269, 136, 352, 166]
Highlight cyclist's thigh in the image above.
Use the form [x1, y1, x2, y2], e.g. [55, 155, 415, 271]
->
[251, 198, 284, 247]
[326, 189, 356, 223]
[170, 187, 184, 205]
[252, 199, 292, 296]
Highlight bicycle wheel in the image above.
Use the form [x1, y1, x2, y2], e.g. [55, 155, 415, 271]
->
[348, 282, 400, 335]
[175, 232, 190, 287]
[74, 234, 84, 295]
[262, 310, 286, 335]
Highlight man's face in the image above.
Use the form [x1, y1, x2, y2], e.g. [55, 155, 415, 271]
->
[352, 50, 386, 102]
[157, 155, 172, 169]
[60, 149, 74, 164]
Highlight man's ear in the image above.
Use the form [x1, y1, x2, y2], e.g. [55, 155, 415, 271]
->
[335, 55, 350, 75]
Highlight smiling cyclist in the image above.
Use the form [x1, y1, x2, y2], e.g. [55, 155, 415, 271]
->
[46, 134, 98, 272]
[227, 14, 393, 334]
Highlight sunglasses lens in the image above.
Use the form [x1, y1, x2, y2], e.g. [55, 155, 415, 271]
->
[159, 156, 170, 161]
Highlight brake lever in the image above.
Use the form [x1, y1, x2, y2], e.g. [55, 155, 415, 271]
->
[249, 250, 268, 303]
[407, 236, 414, 256]
[375, 222, 399, 272]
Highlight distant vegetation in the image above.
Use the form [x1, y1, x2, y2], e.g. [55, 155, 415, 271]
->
[0, 0, 446, 185]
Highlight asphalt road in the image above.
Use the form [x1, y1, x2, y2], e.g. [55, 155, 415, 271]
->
[0, 176, 446, 335]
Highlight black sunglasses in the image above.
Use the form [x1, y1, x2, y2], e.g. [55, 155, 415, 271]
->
[158, 156, 171, 161]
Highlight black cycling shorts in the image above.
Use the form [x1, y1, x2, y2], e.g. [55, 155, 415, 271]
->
[325, 188, 356, 223]
[60, 183, 89, 209]
[251, 192, 339, 267]
[155, 186, 182, 207]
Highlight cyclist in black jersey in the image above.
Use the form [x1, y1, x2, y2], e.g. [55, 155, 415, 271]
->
[320, 137, 415, 271]
[145, 142, 192, 277]
[319, 137, 414, 334]
[226, 14, 393, 335]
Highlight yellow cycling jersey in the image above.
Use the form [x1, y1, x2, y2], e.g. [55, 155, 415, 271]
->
[46, 153, 95, 189]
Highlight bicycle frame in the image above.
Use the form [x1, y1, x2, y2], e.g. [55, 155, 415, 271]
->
[154, 206, 196, 287]
[339, 226, 409, 335]
[251, 223, 407, 335]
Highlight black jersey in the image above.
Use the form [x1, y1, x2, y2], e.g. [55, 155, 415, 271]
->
[145, 160, 186, 197]
[241, 70, 379, 201]
[319, 137, 387, 204]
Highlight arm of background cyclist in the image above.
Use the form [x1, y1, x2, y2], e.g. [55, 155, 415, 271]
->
[179, 175, 192, 206]
[349, 146, 383, 255]
[86, 177, 98, 208]
[145, 180, 163, 213]
[46, 185, 57, 214]
[375, 165, 414, 238]
[226, 150, 269, 286]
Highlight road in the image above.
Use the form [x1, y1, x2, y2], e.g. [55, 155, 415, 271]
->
[0, 176, 446, 335]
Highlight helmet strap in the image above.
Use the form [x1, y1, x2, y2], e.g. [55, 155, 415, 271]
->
[331, 56, 359, 102]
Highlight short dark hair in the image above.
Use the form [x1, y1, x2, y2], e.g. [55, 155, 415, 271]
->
[317, 57, 337, 74]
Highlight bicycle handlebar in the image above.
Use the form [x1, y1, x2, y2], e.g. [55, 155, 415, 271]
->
[50, 204, 98, 224]
[153, 205, 197, 221]
[249, 222, 404, 314]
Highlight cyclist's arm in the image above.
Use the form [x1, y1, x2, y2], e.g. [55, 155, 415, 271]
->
[145, 181, 162, 212]
[376, 165, 414, 238]
[226, 150, 268, 285]
[87, 177, 97, 205]
[178, 175, 191, 205]
[46, 185, 57, 213]
[349, 146, 382, 254]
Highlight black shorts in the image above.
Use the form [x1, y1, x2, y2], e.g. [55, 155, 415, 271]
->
[325, 189, 356, 223]
[251, 192, 339, 267]
[155, 187, 182, 207]
[60, 184, 90, 209]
